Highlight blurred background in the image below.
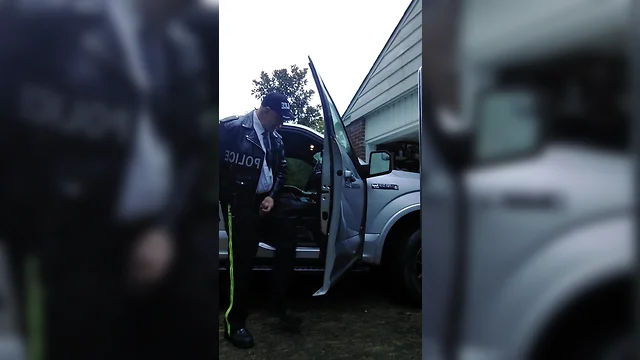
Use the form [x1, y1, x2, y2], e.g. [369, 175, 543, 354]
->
[421, 0, 636, 359]
[0, 1, 219, 359]
[2, 0, 640, 359]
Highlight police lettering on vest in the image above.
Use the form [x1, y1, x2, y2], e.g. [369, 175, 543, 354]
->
[224, 150, 261, 169]
[18, 83, 134, 142]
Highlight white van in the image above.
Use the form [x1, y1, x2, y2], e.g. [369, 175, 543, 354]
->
[420, 0, 633, 359]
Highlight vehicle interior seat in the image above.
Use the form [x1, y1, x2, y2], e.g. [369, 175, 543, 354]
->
[271, 157, 324, 248]
[262, 126, 326, 250]
[274, 185, 320, 245]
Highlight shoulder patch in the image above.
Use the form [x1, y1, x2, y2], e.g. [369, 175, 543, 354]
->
[220, 115, 240, 123]
[16, 0, 104, 14]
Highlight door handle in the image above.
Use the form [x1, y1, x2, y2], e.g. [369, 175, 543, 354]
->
[500, 192, 563, 210]
[344, 169, 356, 182]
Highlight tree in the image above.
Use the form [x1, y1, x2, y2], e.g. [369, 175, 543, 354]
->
[251, 64, 324, 133]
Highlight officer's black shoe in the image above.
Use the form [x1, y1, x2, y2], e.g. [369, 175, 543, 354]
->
[267, 309, 303, 333]
[224, 328, 255, 349]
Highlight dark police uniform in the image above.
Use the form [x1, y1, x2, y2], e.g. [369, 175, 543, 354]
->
[0, 1, 217, 359]
[220, 98, 299, 348]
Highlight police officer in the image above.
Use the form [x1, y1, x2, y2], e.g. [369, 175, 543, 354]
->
[220, 93, 302, 349]
[0, 1, 216, 359]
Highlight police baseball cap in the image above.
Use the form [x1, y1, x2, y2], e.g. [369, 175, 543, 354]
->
[261, 92, 294, 122]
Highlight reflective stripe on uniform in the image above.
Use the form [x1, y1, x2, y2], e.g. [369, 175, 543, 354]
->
[224, 204, 234, 336]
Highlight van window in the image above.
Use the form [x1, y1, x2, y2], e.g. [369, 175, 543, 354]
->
[500, 55, 629, 153]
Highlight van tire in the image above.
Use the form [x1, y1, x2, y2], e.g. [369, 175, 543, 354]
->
[535, 322, 632, 360]
[387, 228, 421, 307]
[531, 280, 632, 360]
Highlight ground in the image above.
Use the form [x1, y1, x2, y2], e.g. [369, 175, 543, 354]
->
[219, 271, 422, 360]
[0, 245, 421, 360]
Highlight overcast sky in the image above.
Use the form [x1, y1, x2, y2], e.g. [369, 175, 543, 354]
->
[214, 0, 413, 118]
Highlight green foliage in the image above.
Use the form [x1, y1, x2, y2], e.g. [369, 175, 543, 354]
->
[284, 158, 313, 189]
[251, 65, 324, 133]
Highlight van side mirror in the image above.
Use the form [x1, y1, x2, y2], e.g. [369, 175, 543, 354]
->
[473, 88, 545, 165]
[369, 150, 393, 177]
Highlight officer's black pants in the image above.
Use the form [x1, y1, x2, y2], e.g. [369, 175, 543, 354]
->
[222, 194, 296, 332]
[38, 216, 218, 360]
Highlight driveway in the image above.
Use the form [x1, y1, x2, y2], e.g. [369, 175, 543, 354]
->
[219, 271, 422, 360]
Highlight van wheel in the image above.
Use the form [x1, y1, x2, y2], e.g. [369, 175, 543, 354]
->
[599, 334, 633, 360]
[387, 228, 421, 307]
[531, 282, 633, 360]
[537, 329, 633, 360]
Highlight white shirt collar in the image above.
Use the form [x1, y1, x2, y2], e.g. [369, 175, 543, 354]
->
[106, 0, 149, 91]
[109, 0, 143, 33]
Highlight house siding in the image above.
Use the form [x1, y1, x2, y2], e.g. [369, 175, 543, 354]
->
[343, 0, 422, 126]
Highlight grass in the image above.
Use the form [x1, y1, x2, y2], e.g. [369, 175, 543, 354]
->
[219, 271, 422, 360]
[24, 261, 421, 360]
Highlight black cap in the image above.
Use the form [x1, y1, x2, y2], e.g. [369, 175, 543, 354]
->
[261, 92, 294, 121]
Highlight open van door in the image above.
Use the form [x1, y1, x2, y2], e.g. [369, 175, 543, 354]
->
[308, 56, 366, 296]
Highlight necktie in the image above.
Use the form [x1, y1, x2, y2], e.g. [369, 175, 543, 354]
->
[262, 131, 271, 169]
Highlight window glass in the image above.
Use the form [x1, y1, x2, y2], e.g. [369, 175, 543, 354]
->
[285, 157, 313, 189]
[475, 90, 541, 161]
[317, 75, 354, 157]
[499, 57, 628, 153]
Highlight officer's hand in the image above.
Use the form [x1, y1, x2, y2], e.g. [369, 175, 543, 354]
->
[259, 196, 275, 217]
[129, 227, 175, 286]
